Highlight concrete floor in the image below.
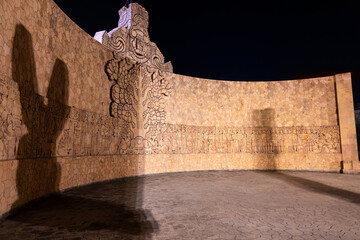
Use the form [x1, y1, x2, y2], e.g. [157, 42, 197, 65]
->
[0, 171, 360, 240]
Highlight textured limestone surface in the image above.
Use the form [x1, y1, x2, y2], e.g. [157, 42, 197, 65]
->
[0, 0, 115, 216]
[0, 0, 113, 114]
[0, 0, 358, 219]
[0, 171, 360, 240]
[335, 73, 360, 172]
[165, 73, 338, 128]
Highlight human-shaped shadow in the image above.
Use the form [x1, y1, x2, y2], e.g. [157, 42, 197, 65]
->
[9, 24, 158, 239]
[11, 24, 70, 208]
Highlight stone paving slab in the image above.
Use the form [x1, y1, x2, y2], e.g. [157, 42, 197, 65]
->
[0, 171, 359, 239]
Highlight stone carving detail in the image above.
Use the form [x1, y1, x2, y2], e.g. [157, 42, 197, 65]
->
[152, 125, 341, 155]
[106, 53, 140, 129]
[99, 3, 173, 148]
[88, 3, 343, 157]
[104, 53, 172, 153]
[106, 29, 127, 53]
[142, 67, 171, 137]
[95, 3, 173, 73]
[0, 77, 341, 160]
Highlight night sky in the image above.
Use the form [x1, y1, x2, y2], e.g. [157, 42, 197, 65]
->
[53, 0, 360, 106]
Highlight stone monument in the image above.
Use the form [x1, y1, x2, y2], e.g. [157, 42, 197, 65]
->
[0, 0, 358, 218]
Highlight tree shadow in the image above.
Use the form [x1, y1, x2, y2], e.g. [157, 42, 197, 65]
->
[9, 24, 158, 239]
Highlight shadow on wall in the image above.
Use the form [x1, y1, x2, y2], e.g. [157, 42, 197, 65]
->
[252, 108, 278, 170]
[9, 24, 158, 239]
[11, 24, 70, 208]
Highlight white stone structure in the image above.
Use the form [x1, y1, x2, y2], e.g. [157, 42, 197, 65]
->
[94, 4, 133, 44]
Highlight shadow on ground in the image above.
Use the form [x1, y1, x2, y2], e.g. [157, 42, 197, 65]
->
[4, 177, 158, 239]
[1, 171, 360, 239]
[259, 171, 360, 205]
[8, 24, 157, 239]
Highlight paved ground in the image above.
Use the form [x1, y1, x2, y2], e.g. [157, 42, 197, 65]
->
[0, 171, 360, 240]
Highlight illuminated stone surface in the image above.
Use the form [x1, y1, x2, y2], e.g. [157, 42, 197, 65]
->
[0, 0, 358, 220]
[0, 171, 360, 239]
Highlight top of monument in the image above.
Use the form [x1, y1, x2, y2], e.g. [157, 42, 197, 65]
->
[112, 2, 149, 35]
[94, 3, 149, 41]
[115, 3, 133, 30]
[94, 2, 173, 73]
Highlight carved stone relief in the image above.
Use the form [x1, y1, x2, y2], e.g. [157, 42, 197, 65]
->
[152, 124, 341, 155]
[105, 52, 172, 153]
[99, 3, 174, 150]
[106, 53, 140, 129]
[91, 3, 342, 157]
[142, 66, 171, 138]
[0, 77, 341, 160]
[95, 3, 173, 73]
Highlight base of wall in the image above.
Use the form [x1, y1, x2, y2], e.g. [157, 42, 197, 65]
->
[0, 153, 345, 217]
[0, 168, 349, 222]
[341, 160, 360, 174]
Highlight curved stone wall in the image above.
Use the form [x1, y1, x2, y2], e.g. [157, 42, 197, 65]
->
[155, 73, 343, 171]
[0, 0, 123, 216]
[0, 0, 358, 217]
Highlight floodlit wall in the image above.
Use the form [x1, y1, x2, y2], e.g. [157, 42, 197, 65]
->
[0, 0, 123, 216]
[0, 0, 358, 217]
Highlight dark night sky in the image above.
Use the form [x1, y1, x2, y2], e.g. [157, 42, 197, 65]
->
[53, 0, 360, 106]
